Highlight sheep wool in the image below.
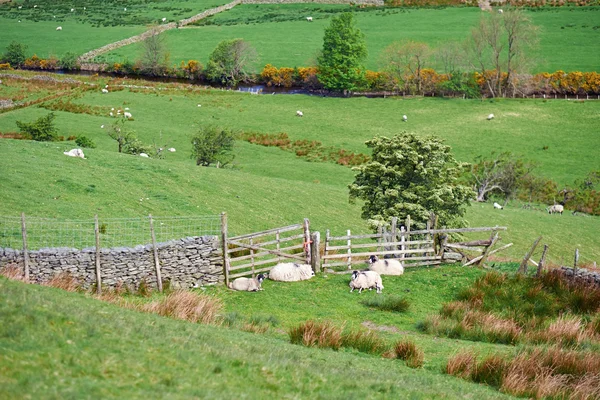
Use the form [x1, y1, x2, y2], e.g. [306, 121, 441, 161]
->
[228, 274, 265, 291]
[269, 263, 314, 282]
[368, 255, 404, 276]
[351, 270, 383, 293]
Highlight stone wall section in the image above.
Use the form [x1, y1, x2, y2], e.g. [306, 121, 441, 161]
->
[242, 0, 384, 5]
[0, 236, 223, 290]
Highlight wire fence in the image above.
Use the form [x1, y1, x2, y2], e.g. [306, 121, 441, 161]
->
[0, 214, 222, 250]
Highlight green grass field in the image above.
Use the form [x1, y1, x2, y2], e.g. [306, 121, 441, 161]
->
[0, 72, 598, 265]
[102, 5, 600, 73]
[0, 267, 518, 399]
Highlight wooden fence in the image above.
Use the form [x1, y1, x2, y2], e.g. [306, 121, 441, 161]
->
[323, 217, 510, 272]
[221, 214, 313, 286]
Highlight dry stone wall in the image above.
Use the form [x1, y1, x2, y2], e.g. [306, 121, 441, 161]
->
[0, 236, 223, 290]
[242, 0, 384, 5]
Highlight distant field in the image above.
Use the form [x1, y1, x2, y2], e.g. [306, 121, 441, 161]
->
[0, 73, 598, 264]
[102, 5, 600, 73]
[0, 0, 229, 59]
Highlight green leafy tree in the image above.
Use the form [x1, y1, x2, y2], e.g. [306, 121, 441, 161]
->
[205, 39, 257, 86]
[140, 29, 170, 76]
[16, 113, 58, 141]
[191, 126, 236, 167]
[107, 119, 150, 155]
[3, 41, 28, 68]
[59, 52, 80, 70]
[317, 13, 367, 95]
[349, 133, 473, 229]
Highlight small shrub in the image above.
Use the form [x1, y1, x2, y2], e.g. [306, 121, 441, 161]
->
[16, 112, 58, 142]
[288, 320, 343, 350]
[75, 135, 96, 148]
[361, 295, 410, 312]
[391, 340, 424, 368]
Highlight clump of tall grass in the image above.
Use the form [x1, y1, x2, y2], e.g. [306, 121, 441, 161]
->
[288, 320, 343, 350]
[341, 329, 387, 355]
[446, 346, 600, 399]
[43, 272, 80, 292]
[387, 340, 424, 368]
[241, 314, 280, 334]
[361, 295, 410, 313]
[140, 290, 223, 325]
[0, 263, 26, 282]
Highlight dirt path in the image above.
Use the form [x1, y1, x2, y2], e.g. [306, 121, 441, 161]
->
[78, 0, 242, 63]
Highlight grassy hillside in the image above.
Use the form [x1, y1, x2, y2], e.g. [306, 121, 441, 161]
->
[0, 275, 514, 399]
[0, 73, 598, 264]
[102, 6, 600, 73]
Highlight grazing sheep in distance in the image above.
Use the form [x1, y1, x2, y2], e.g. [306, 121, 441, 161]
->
[168, 147, 176, 152]
[56, 26, 62, 31]
[351, 270, 383, 294]
[547, 204, 564, 215]
[493, 202, 503, 210]
[306, 16, 313, 22]
[402, 115, 407, 122]
[139, 153, 149, 158]
[124, 112, 132, 118]
[228, 274, 266, 291]
[368, 255, 404, 276]
[162, 17, 167, 22]
[269, 263, 314, 282]
[63, 149, 85, 159]
[498, 9, 503, 13]
[296, 110, 303, 117]
[101, 88, 108, 93]
[487, 113, 495, 120]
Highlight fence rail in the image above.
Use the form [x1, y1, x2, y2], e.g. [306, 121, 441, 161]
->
[0, 214, 222, 250]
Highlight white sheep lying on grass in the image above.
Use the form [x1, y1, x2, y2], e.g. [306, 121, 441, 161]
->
[368, 255, 404, 275]
[296, 110, 303, 117]
[269, 263, 314, 282]
[350, 270, 383, 294]
[63, 148, 85, 159]
[56, 26, 62, 31]
[228, 274, 266, 291]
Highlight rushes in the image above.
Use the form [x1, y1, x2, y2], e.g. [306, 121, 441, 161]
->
[361, 295, 410, 313]
[140, 290, 223, 325]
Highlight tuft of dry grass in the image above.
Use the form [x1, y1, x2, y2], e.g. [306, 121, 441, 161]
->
[448, 346, 600, 398]
[446, 351, 477, 379]
[391, 340, 424, 368]
[0, 263, 26, 282]
[528, 314, 590, 347]
[288, 320, 343, 350]
[43, 272, 80, 292]
[141, 290, 223, 325]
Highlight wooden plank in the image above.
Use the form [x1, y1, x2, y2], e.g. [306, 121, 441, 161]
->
[464, 243, 513, 267]
[229, 266, 273, 279]
[230, 258, 279, 271]
[518, 237, 542, 274]
[228, 233, 304, 249]
[325, 240, 432, 251]
[303, 218, 311, 265]
[321, 248, 435, 260]
[477, 231, 499, 267]
[410, 226, 507, 235]
[226, 241, 305, 261]
[229, 224, 302, 241]
[536, 244, 549, 277]
[347, 229, 352, 269]
[454, 239, 492, 247]
[328, 233, 381, 241]
[311, 231, 321, 273]
[440, 243, 485, 252]
[229, 243, 304, 262]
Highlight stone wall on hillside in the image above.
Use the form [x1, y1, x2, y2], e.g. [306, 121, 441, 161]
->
[0, 236, 223, 290]
[559, 266, 600, 287]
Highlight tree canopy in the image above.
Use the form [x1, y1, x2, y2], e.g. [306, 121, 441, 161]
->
[349, 133, 473, 229]
[205, 39, 257, 86]
[317, 12, 367, 95]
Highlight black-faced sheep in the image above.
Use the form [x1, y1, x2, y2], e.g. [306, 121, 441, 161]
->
[493, 202, 503, 210]
[547, 204, 564, 215]
[269, 263, 314, 282]
[228, 274, 266, 291]
[487, 113, 494, 120]
[368, 255, 404, 275]
[350, 270, 383, 294]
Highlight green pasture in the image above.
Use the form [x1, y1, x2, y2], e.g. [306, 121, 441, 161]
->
[102, 5, 600, 73]
[0, 268, 516, 399]
[1, 73, 599, 264]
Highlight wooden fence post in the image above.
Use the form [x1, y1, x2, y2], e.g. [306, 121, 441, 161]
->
[149, 214, 163, 292]
[573, 248, 579, 277]
[94, 214, 102, 294]
[400, 226, 406, 262]
[250, 237, 255, 277]
[536, 244, 549, 277]
[303, 218, 311, 265]
[20, 212, 30, 283]
[519, 236, 542, 274]
[311, 231, 320, 273]
[347, 229, 352, 269]
[477, 231, 499, 267]
[221, 212, 230, 287]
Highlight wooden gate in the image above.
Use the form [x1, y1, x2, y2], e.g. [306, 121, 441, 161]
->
[323, 216, 510, 272]
[221, 214, 312, 286]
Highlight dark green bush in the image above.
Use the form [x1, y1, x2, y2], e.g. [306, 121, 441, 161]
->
[75, 136, 96, 148]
